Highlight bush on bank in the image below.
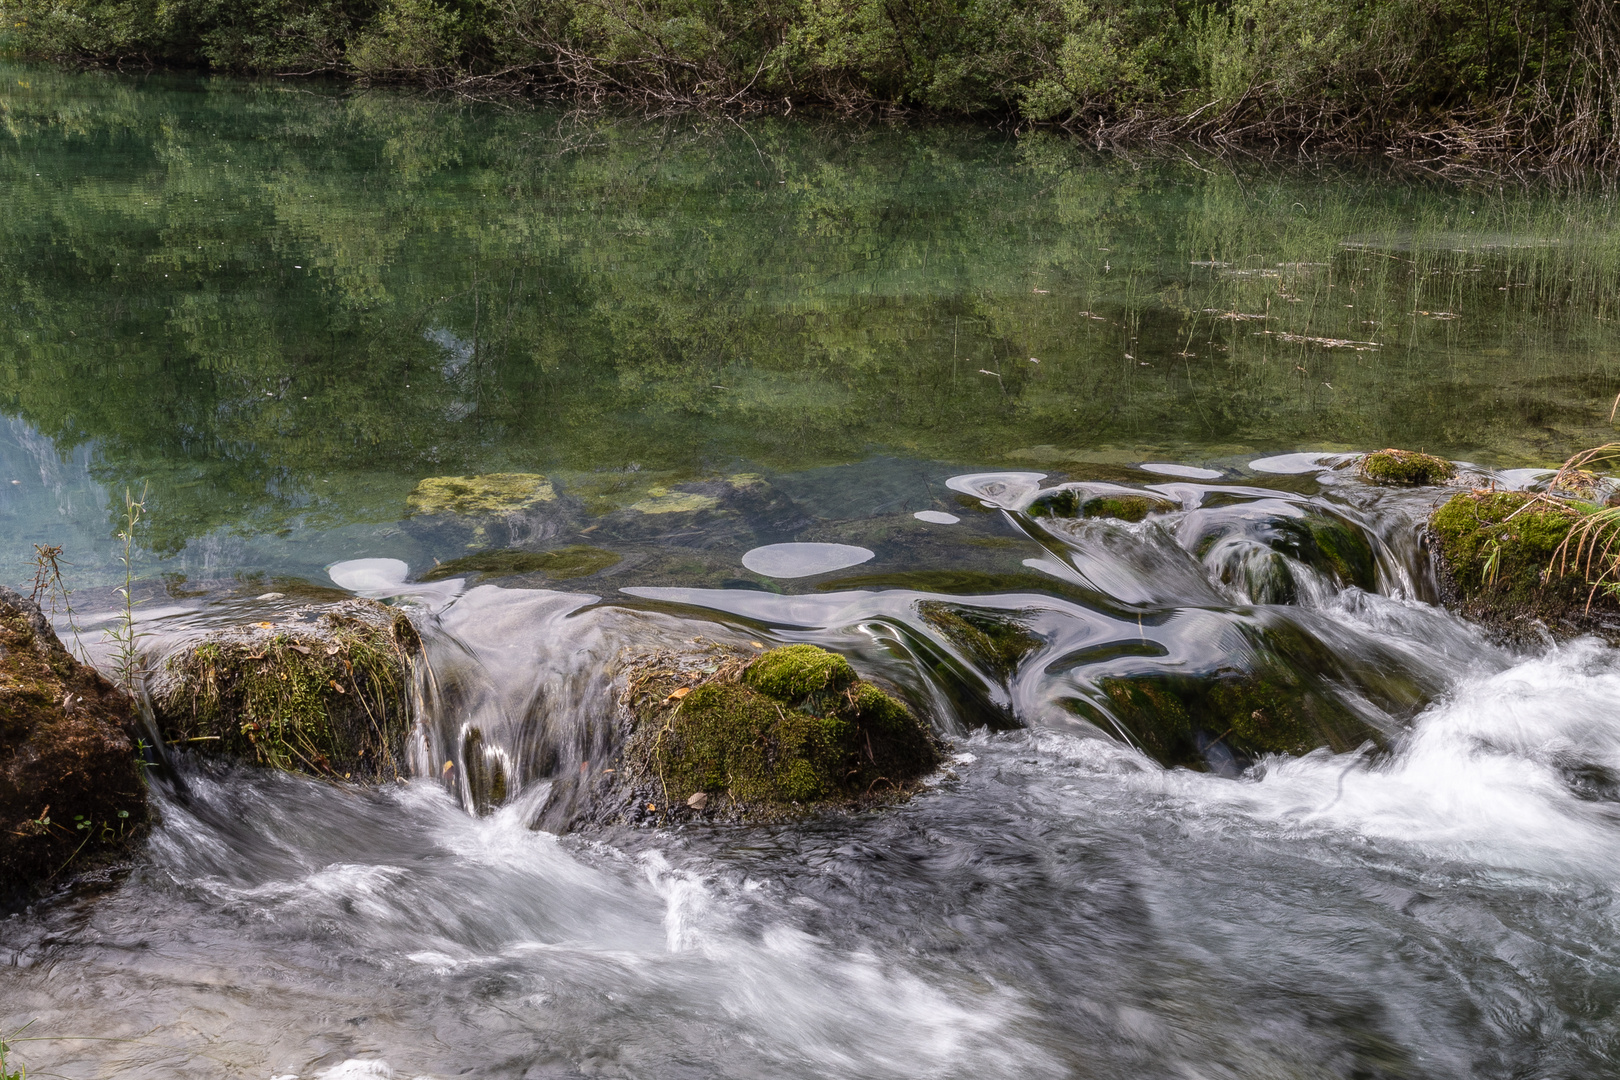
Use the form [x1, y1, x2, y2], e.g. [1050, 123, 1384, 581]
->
[3, 0, 1616, 158]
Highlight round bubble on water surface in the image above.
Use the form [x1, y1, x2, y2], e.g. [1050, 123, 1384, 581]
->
[1249, 453, 1337, 474]
[943, 471, 1046, 508]
[741, 543, 874, 579]
[913, 510, 960, 524]
[328, 557, 411, 593]
[1137, 462, 1225, 480]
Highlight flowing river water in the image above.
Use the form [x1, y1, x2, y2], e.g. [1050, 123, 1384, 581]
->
[3, 64, 1620, 1079]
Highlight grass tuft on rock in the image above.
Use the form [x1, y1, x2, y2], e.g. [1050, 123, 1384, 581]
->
[1359, 449, 1456, 486]
[612, 644, 942, 822]
[151, 599, 419, 780]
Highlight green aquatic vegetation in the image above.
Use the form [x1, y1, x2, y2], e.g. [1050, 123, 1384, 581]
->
[151, 601, 419, 780]
[420, 545, 621, 582]
[407, 474, 556, 516]
[1359, 450, 1456, 486]
[917, 601, 1041, 681]
[1028, 489, 1176, 522]
[618, 644, 941, 819]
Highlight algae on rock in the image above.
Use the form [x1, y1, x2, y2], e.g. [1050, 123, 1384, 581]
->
[151, 599, 420, 780]
[407, 473, 556, 516]
[0, 586, 148, 909]
[609, 644, 942, 822]
[1358, 449, 1456, 486]
[1428, 490, 1620, 641]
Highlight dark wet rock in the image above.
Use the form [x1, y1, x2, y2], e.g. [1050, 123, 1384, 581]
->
[1028, 484, 1178, 522]
[584, 644, 943, 826]
[150, 599, 420, 780]
[0, 586, 148, 909]
[419, 545, 622, 583]
[1429, 490, 1620, 644]
[1358, 449, 1456, 486]
[918, 601, 1041, 682]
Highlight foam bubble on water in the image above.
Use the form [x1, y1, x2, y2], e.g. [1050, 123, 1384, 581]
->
[741, 542, 874, 578]
[913, 510, 960, 524]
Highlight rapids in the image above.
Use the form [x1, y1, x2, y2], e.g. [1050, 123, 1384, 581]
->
[5, 459, 1620, 1079]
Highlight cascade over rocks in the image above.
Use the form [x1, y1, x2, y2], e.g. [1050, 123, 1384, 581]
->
[0, 586, 148, 909]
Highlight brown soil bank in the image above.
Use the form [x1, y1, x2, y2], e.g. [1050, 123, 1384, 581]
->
[0, 586, 148, 909]
[5, 0, 1616, 163]
[1429, 490, 1620, 645]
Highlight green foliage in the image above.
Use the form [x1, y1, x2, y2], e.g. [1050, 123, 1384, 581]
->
[2, 0, 1613, 153]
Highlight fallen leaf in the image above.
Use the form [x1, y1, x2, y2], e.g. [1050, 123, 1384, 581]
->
[287, 644, 311, 655]
[686, 792, 709, 810]
[664, 686, 692, 703]
[750, 641, 765, 649]
[255, 621, 274, 629]
[325, 644, 340, 656]
[329, 680, 347, 694]
[443, 760, 455, 774]
[646, 802, 657, 812]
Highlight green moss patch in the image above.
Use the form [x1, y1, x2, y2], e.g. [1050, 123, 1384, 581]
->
[614, 644, 942, 822]
[1359, 449, 1456, 486]
[407, 473, 556, 516]
[151, 599, 420, 780]
[420, 545, 621, 582]
[1429, 490, 1619, 640]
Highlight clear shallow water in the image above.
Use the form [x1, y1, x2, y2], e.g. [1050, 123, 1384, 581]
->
[3, 64, 1620, 1080]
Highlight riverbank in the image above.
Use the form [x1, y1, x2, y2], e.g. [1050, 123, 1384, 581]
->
[3, 0, 1616, 164]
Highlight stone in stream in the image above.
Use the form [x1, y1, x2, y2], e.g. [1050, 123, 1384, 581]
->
[1428, 489, 1620, 645]
[1357, 449, 1457, 486]
[1026, 483, 1178, 522]
[150, 599, 420, 781]
[568, 644, 944, 827]
[0, 586, 148, 909]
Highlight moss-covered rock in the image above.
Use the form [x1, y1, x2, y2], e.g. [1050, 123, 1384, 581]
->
[407, 473, 556, 516]
[1028, 485, 1178, 522]
[608, 644, 942, 823]
[150, 599, 420, 780]
[1428, 490, 1619, 641]
[1359, 449, 1456, 486]
[419, 545, 621, 583]
[917, 601, 1041, 681]
[0, 586, 148, 909]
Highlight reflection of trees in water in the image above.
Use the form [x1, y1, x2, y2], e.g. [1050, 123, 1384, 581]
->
[2, 67, 1618, 551]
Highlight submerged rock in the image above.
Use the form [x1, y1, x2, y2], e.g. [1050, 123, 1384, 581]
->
[0, 586, 148, 908]
[419, 545, 621, 583]
[407, 473, 557, 516]
[918, 601, 1041, 682]
[596, 644, 942, 824]
[150, 599, 420, 780]
[1358, 449, 1456, 486]
[1028, 484, 1178, 522]
[1429, 490, 1620, 643]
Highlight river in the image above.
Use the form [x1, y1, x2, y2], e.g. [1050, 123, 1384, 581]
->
[2, 63, 1619, 1079]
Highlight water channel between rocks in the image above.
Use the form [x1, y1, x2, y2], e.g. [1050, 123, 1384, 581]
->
[3, 62, 1620, 1080]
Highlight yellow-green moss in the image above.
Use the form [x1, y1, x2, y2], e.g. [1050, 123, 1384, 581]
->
[1359, 449, 1456, 486]
[407, 473, 555, 516]
[622, 644, 940, 819]
[628, 488, 720, 514]
[153, 602, 419, 780]
[420, 545, 621, 582]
